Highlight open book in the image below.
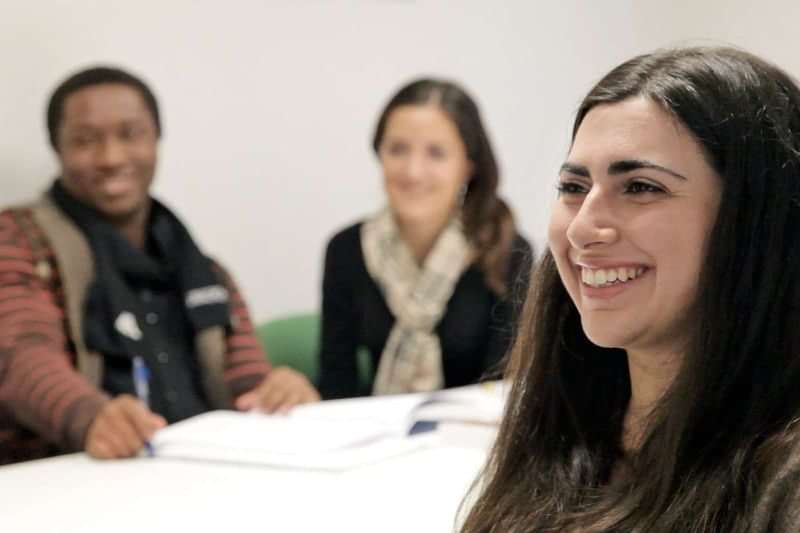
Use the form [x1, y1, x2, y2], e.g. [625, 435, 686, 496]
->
[289, 380, 506, 428]
[150, 381, 506, 471]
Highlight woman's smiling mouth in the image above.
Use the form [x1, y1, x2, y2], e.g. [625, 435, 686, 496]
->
[580, 266, 646, 288]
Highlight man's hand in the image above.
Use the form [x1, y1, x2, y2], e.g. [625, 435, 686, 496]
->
[235, 367, 321, 414]
[84, 394, 166, 459]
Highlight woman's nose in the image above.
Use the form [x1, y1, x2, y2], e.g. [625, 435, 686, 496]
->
[565, 188, 620, 250]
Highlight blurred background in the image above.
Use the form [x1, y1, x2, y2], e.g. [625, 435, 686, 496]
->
[1, 0, 797, 321]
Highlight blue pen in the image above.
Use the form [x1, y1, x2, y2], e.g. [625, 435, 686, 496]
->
[132, 356, 155, 457]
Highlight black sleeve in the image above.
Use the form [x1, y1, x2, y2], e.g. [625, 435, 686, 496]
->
[481, 235, 535, 379]
[317, 227, 362, 399]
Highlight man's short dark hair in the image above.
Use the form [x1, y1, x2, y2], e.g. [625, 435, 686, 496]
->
[46, 65, 162, 150]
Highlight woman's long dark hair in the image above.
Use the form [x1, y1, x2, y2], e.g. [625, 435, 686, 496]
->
[461, 47, 800, 532]
[373, 78, 517, 295]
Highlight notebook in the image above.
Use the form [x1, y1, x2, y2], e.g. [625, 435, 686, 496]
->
[150, 381, 506, 470]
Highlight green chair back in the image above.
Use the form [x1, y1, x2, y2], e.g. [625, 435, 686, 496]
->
[256, 313, 320, 383]
[255, 312, 374, 391]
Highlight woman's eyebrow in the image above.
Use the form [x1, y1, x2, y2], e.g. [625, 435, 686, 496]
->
[608, 159, 687, 180]
[559, 162, 589, 176]
[558, 159, 688, 181]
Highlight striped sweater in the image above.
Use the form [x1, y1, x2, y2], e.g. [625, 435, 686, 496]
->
[0, 207, 271, 464]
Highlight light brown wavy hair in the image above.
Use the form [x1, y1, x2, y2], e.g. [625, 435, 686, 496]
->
[373, 78, 516, 296]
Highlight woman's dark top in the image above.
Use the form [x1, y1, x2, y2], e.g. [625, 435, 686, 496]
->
[318, 222, 533, 399]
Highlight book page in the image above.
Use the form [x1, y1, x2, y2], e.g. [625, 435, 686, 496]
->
[150, 409, 434, 470]
[152, 410, 394, 455]
[149, 382, 507, 469]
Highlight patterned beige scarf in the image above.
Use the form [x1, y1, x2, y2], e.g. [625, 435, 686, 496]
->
[361, 208, 474, 395]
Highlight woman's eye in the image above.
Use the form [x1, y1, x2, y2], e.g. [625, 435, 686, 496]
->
[386, 143, 408, 156]
[556, 181, 588, 195]
[428, 146, 446, 159]
[625, 181, 665, 194]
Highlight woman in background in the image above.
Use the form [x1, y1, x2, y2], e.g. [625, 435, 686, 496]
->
[318, 78, 532, 399]
[461, 47, 800, 532]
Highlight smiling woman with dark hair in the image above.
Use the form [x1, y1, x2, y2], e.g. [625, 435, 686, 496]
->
[460, 47, 800, 532]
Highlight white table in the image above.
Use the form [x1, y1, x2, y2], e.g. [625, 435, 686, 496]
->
[1, 431, 489, 533]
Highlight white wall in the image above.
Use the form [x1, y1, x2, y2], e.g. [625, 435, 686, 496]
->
[633, 0, 800, 76]
[2, 0, 641, 322]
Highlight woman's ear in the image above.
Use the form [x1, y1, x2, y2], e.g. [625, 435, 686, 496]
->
[466, 159, 475, 181]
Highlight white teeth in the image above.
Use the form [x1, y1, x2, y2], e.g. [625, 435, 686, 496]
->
[595, 270, 607, 285]
[580, 266, 645, 288]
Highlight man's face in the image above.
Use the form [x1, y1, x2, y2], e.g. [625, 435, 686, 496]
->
[56, 83, 158, 222]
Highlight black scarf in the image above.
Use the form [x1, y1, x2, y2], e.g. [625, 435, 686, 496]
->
[49, 180, 230, 362]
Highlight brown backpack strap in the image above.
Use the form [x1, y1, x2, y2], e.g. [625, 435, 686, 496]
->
[8, 208, 54, 284]
[25, 197, 103, 388]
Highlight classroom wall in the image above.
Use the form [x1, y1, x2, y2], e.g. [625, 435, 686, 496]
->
[632, 0, 800, 76]
[1, 0, 639, 321]
[5, 1, 798, 323]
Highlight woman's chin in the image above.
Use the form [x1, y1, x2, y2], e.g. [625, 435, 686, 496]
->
[391, 206, 438, 226]
[581, 327, 629, 350]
